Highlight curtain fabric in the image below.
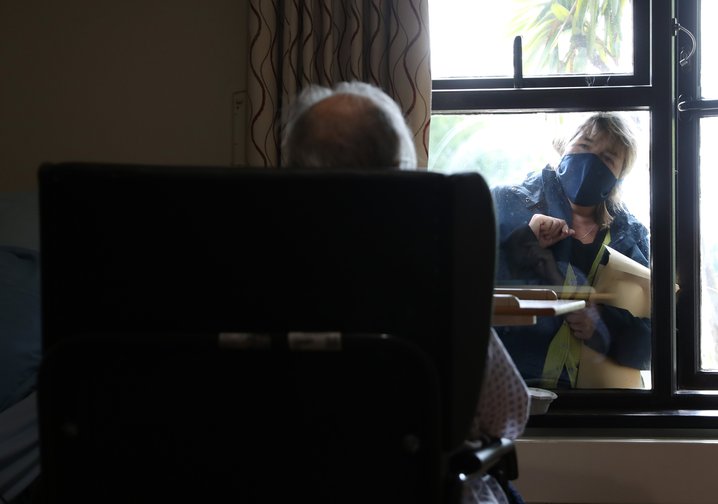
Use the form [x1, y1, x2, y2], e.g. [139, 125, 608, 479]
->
[247, 0, 431, 167]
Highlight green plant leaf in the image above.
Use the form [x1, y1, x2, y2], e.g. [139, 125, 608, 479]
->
[550, 3, 571, 21]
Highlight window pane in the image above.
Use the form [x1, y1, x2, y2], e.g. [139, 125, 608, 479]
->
[430, 0, 634, 79]
[429, 112, 650, 225]
[701, 1, 718, 97]
[429, 112, 652, 390]
[699, 0, 718, 371]
[700, 118, 718, 371]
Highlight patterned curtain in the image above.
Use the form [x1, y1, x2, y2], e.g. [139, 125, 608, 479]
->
[247, 0, 431, 168]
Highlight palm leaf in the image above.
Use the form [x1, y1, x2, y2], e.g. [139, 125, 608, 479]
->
[550, 3, 571, 21]
[513, 0, 628, 74]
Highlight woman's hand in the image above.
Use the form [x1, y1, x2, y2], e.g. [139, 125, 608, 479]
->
[565, 304, 600, 340]
[528, 214, 575, 248]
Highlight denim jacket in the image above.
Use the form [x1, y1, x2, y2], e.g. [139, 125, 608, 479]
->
[491, 168, 651, 387]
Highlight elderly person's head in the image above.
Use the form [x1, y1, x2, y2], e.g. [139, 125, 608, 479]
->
[553, 112, 638, 226]
[282, 81, 417, 169]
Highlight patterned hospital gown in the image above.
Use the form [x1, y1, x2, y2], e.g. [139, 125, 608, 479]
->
[463, 329, 530, 504]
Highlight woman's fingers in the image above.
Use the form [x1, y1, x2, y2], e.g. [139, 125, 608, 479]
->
[534, 216, 574, 247]
[566, 307, 598, 340]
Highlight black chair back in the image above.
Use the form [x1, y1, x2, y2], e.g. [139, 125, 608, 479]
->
[37, 163, 498, 503]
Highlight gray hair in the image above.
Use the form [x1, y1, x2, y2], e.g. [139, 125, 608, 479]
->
[282, 81, 417, 169]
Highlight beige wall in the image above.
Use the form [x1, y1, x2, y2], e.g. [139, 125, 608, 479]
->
[516, 437, 718, 504]
[0, 0, 248, 191]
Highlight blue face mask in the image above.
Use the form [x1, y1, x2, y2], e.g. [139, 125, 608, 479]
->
[556, 153, 618, 206]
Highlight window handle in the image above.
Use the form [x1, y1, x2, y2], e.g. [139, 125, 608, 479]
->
[513, 35, 523, 89]
[678, 98, 718, 119]
[672, 18, 697, 67]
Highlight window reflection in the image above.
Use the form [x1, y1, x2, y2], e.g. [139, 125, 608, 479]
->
[430, 111, 651, 390]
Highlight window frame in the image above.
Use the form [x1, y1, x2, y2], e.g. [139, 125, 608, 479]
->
[676, 0, 718, 391]
[431, 0, 718, 426]
[431, 1, 650, 91]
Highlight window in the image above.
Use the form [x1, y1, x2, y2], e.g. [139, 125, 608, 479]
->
[429, 112, 650, 231]
[677, 0, 718, 391]
[431, 0, 635, 79]
[699, 117, 718, 372]
[430, 0, 718, 423]
[430, 0, 648, 89]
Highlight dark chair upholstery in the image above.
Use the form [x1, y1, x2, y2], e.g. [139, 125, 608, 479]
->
[37, 163, 515, 503]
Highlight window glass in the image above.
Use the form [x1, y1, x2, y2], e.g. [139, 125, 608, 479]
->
[430, 0, 634, 79]
[701, 118, 718, 371]
[700, 2, 718, 372]
[699, 0, 718, 371]
[701, 1, 717, 98]
[429, 112, 650, 224]
[430, 111, 652, 390]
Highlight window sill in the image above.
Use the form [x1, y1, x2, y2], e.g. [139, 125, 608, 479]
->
[527, 408, 718, 430]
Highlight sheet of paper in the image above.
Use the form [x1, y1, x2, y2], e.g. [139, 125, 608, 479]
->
[591, 245, 651, 318]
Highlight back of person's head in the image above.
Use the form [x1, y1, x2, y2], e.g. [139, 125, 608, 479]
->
[282, 81, 417, 169]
